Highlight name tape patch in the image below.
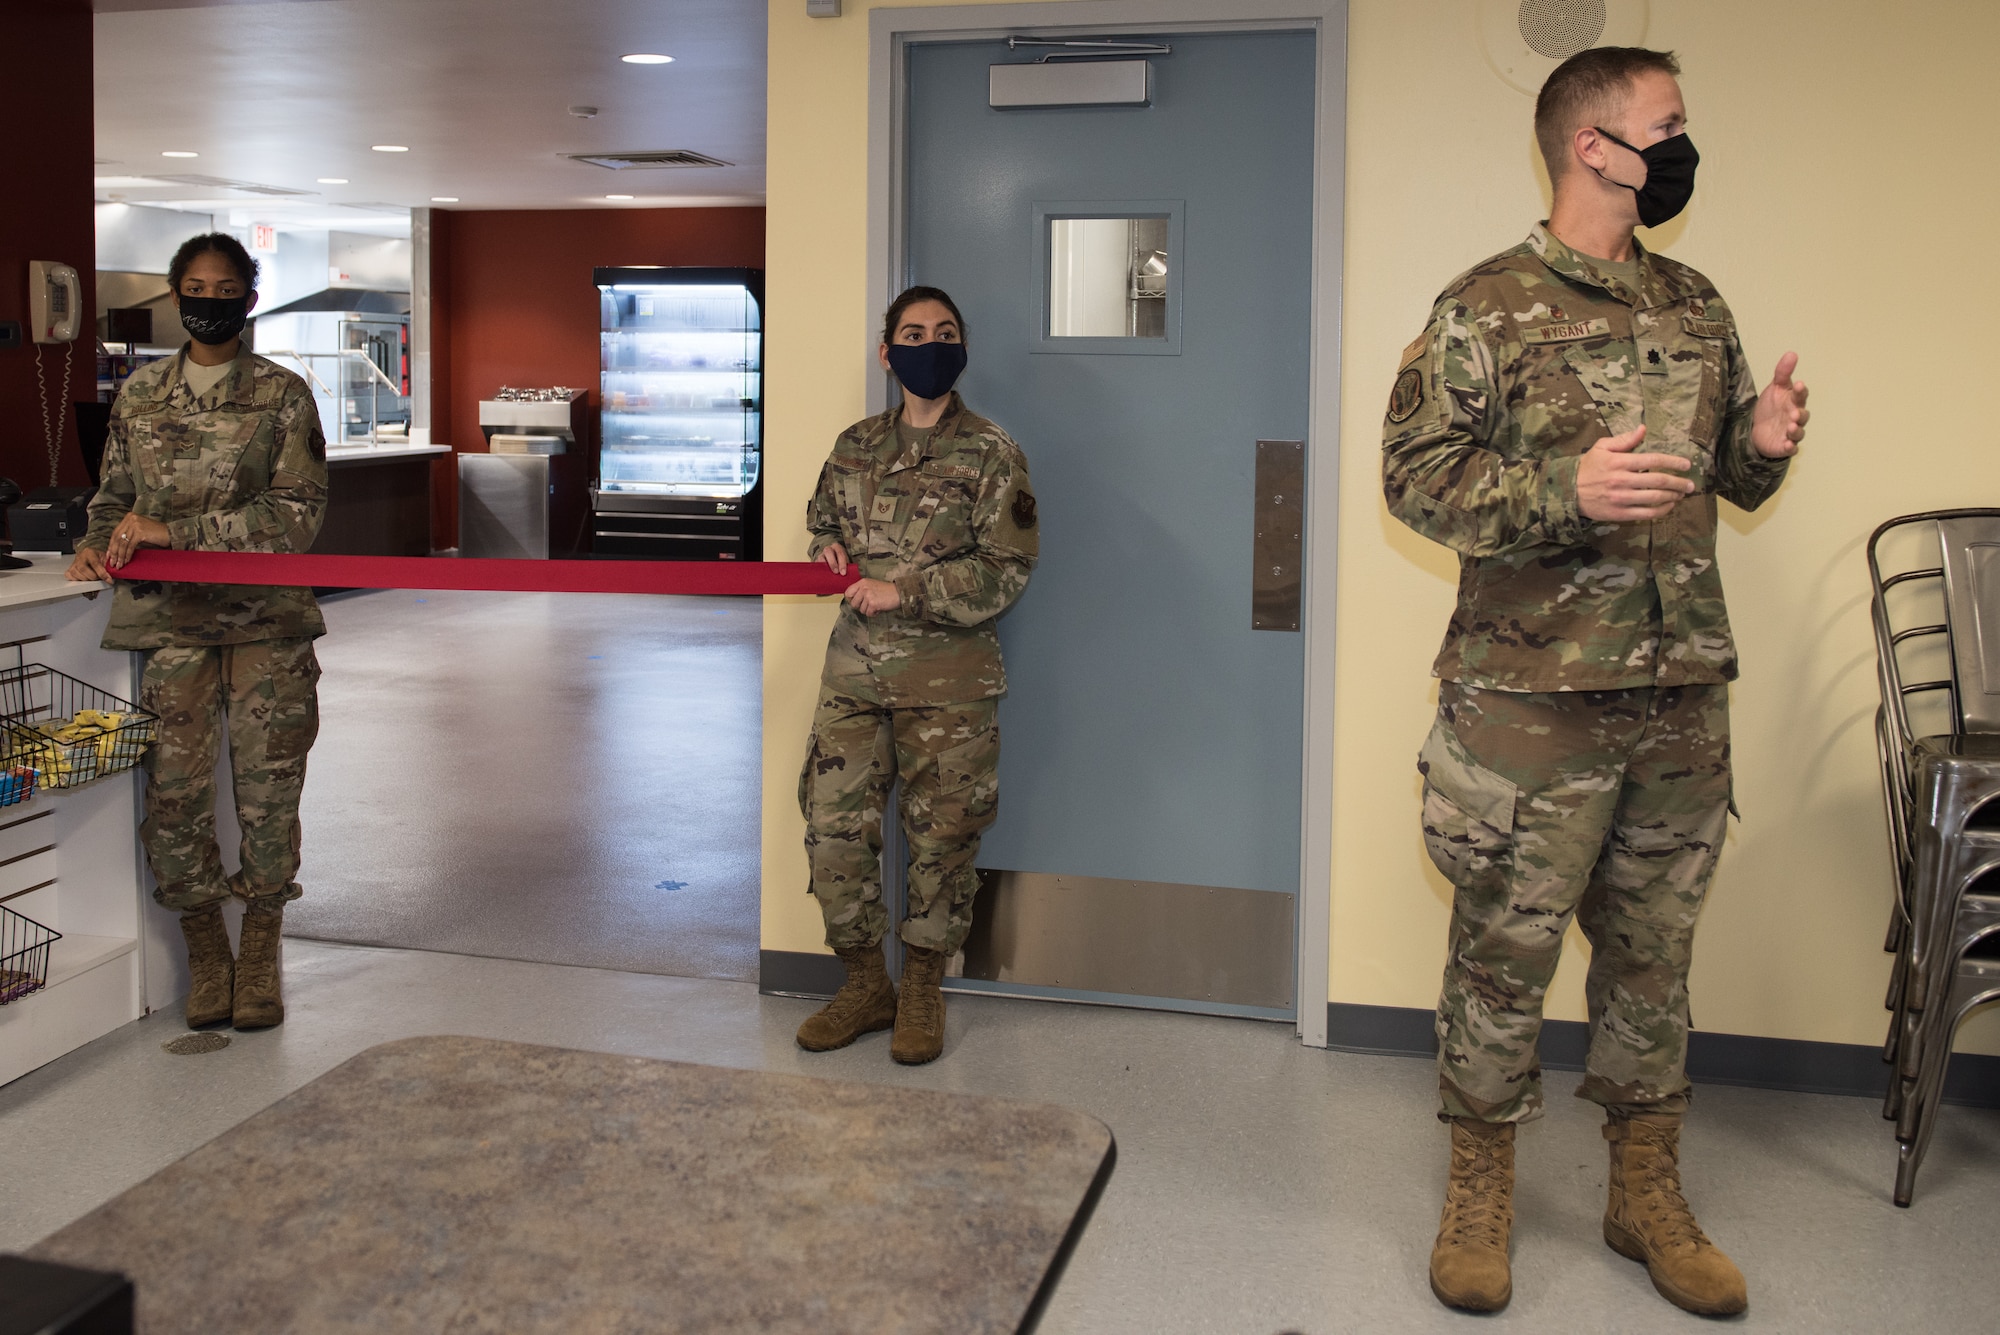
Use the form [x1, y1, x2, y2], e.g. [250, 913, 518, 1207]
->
[1519, 318, 1611, 346]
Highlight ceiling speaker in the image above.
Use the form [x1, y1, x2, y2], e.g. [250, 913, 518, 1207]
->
[1477, 0, 1651, 95]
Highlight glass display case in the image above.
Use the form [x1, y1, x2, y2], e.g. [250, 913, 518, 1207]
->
[593, 267, 763, 560]
[253, 308, 412, 445]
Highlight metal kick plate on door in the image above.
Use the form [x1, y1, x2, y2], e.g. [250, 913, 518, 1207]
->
[956, 870, 1296, 1012]
[1253, 439, 1304, 630]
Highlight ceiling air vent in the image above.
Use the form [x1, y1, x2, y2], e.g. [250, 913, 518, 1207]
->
[146, 174, 317, 197]
[565, 150, 733, 170]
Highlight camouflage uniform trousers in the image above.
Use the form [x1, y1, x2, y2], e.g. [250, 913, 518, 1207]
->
[799, 680, 1000, 955]
[1419, 680, 1731, 1124]
[138, 639, 321, 912]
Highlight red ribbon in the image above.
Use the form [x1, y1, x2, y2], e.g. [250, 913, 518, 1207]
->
[109, 550, 849, 598]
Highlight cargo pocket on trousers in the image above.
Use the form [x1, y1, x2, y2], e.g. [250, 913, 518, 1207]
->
[798, 734, 819, 819]
[936, 727, 998, 796]
[1416, 716, 1517, 886]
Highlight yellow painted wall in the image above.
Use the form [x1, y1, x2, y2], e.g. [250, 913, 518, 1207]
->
[766, 1, 2000, 1050]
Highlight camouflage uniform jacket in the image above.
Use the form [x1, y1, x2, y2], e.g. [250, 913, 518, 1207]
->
[807, 392, 1037, 707]
[1381, 224, 1791, 691]
[85, 348, 329, 650]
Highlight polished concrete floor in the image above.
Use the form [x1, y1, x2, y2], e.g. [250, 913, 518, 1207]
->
[5, 940, 1999, 1334]
[288, 588, 762, 982]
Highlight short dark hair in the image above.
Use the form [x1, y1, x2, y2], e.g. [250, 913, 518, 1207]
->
[1534, 47, 1681, 183]
[167, 232, 260, 294]
[881, 285, 966, 345]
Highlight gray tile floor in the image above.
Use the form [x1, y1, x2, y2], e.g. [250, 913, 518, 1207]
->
[289, 588, 763, 982]
[5, 939, 1998, 1333]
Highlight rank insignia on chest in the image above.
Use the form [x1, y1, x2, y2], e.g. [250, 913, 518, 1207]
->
[870, 495, 898, 522]
[1518, 317, 1611, 346]
[1386, 366, 1424, 424]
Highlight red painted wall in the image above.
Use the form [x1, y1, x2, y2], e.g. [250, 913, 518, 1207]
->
[431, 206, 765, 547]
[0, 1, 95, 495]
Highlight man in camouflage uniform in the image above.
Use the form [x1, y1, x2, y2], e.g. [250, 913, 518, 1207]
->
[796, 293, 1036, 1065]
[70, 235, 327, 1034]
[1382, 49, 1808, 1316]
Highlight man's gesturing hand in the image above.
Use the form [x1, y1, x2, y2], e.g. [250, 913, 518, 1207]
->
[1575, 426, 1695, 523]
[1750, 352, 1810, 460]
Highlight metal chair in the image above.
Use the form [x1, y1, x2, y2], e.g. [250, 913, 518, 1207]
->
[1865, 508, 2000, 1205]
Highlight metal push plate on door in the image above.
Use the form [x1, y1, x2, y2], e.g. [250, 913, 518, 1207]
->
[1253, 439, 1304, 630]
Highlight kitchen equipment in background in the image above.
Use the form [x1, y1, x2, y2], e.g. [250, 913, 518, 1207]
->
[463, 389, 592, 559]
[593, 267, 763, 561]
[254, 291, 412, 445]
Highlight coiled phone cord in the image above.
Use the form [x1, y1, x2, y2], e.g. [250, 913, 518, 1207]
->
[34, 341, 75, 487]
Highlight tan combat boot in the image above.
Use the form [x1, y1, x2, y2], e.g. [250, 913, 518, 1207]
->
[1428, 1118, 1515, 1312]
[796, 943, 898, 1051]
[179, 905, 234, 1029]
[890, 945, 947, 1065]
[1603, 1114, 1748, 1316]
[233, 902, 286, 1030]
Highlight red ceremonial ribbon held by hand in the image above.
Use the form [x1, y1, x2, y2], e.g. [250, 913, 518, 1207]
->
[107, 550, 852, 598]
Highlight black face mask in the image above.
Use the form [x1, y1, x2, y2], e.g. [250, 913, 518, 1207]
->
[179, 293, 251, 346]
[885, 340, 967, 401]
[1592, 128, 1699, 228]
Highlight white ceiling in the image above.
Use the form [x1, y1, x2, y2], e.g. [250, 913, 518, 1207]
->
[91, 0, 768, 231]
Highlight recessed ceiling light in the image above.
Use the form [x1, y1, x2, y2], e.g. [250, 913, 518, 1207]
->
[431, 196, 459, 203]
[318, 177, 349, 184]
[606, 194, 635, 201]
[371, 144, 410, 153]
[161, 150, 198, 158]
[620, 53, 673, 64]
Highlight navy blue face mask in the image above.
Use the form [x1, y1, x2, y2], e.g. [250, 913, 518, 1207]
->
[885, 340, 967, 401]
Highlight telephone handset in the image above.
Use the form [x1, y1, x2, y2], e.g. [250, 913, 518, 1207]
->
[29, 260, 82, 344]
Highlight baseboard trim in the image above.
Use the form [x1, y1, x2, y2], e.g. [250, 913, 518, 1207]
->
[759, 952, 2000, 1107]
[1327, 1002, 2000, 1109]
[759, 949, 845, 999]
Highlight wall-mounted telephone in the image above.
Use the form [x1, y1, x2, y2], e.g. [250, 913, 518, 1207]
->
[29, 261, 81, 344]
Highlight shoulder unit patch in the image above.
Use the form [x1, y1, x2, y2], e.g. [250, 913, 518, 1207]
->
[1386, 366, 1425, 424]
[1011, 490, 1038, 530]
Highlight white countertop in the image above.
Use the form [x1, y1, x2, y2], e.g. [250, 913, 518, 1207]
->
[0, 555, 108, 611]
[325, 444, 453, 463]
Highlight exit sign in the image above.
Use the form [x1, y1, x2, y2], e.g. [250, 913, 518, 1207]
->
[251, 223, 278, 253]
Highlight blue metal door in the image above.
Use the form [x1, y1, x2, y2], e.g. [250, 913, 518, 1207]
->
[904, 31, 1318, 1017]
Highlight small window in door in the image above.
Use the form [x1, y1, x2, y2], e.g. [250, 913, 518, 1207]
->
[1048, 216, 1169, 339]
[1030, 199, 1182, 356]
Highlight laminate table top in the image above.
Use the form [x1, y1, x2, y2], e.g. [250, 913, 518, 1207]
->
[30, 1035, 1115, 1334]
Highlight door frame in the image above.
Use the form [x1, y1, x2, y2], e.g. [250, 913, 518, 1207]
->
[867, 0, 1347, 1048]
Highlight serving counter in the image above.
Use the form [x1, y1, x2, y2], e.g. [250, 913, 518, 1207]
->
[0, 560, 158, 1087]
[315, 443, 450, 557]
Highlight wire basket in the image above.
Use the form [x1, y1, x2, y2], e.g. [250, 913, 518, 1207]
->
[0, 661, 158, 790]
[0, 904, 60, 1005]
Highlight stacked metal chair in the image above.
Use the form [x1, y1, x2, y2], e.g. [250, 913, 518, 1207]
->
[1868, 508, 2000, 1206]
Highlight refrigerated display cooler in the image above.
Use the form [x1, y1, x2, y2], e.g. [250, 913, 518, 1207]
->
[592, 267, 762, 560]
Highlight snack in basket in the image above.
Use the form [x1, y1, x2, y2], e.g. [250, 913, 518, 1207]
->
[2, 707, 155, 787]
[0, 765, 35, 806]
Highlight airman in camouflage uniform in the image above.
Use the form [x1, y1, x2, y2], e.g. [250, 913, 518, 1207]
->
[82, 345, 328, 1029]
[1386, 221, 1789, 1126]
[798, 388, 1036, 1061]
[1383, 46, 1809, 1320]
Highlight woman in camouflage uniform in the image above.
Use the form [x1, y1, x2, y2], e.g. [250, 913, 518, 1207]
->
[795, 286, 1038, 1064]
[68, 233, 328, 1032]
